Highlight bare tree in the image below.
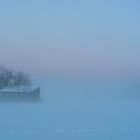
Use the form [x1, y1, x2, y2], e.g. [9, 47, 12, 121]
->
[0, 66, 14, 89]
[13, 71, 31, 91]
[0, 66, 31, 91]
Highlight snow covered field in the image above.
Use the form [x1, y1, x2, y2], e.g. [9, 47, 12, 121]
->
[0, 79, 140, 140]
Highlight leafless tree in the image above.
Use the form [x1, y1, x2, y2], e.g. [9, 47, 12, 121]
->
[0, 66, 13, 89]
[0, 66, 31, 91]
[13, 71, 31, 91]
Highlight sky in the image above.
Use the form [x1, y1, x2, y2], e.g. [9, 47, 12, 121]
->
[0, 0, 140, 79]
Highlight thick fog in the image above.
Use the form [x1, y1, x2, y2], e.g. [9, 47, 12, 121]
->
[0, 79, 140, 140]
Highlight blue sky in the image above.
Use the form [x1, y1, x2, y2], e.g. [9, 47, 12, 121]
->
[0, 0, 140, 79]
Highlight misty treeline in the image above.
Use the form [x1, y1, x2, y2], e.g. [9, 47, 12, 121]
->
[0, 66, 31, 90]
